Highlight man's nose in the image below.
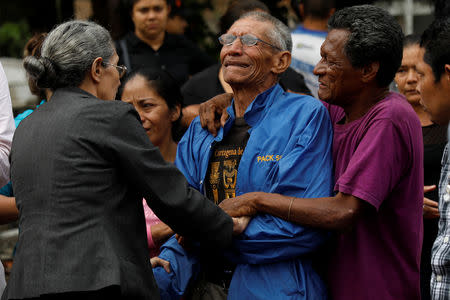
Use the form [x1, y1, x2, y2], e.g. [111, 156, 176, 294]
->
[147, 9, 157, 19]
[313, 58, 326, 75]
[226, 38, 244, 54]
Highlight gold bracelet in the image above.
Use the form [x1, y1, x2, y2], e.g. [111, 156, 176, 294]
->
[287, 197, 295, 222]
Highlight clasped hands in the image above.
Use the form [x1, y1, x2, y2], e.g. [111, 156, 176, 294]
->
[150, 194, 256, 273]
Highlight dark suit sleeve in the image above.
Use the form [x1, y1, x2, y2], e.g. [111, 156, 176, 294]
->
[108, 105, 233, 249]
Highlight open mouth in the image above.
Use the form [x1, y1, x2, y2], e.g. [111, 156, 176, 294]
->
[224, 61, 250, 68]
[318, 81, 327, 88]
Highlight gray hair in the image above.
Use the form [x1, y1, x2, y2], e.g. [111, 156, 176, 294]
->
[23, 20, 115, 90]
[239, 11, 292, 52]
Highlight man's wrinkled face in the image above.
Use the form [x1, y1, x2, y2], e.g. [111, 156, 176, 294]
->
[220, 18, 277, 88]
[416, 47, 450, 125]
[313, 29, 362, 105]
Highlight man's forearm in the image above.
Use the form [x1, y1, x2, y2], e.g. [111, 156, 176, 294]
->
[253, 192, 363, 231]
[151, 222, 174, 246]
[0, 196, 18, 224]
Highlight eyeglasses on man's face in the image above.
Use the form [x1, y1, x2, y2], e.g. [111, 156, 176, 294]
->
[218, 33, 282, 51]
[103, 62, 127, 78]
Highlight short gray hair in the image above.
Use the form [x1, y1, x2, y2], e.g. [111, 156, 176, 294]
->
[23, 20, 115, 90]
[239, 11, 292, 52]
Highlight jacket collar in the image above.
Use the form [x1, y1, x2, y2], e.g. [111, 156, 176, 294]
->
[54, 86, 92, 97]
[213, 84, 282, 141]
[225, 83, 281, 126]
[51, 87, 99, 102]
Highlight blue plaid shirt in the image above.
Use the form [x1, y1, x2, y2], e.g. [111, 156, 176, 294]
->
[431, 142, 450, 299]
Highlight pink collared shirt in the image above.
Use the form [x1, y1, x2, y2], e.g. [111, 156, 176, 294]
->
[143, 198, 162, 257]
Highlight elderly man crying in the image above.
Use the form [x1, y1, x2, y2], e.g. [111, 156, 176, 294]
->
[153, 11, 334, 300]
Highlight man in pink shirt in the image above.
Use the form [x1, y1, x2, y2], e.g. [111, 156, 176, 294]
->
[211, 5, 423, 299]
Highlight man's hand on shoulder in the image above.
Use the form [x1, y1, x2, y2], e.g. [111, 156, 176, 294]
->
[199, 93, 233, 136]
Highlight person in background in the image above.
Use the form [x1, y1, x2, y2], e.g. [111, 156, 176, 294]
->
[0, 31, 51, 251]
[394, 33, 447, 300]
[290, 0, 335, 98]
[416, 16, 450, 300]
[0, 32, 51, 212]
[115, 0, 214, 86]
[202, 5, 424, 299]
[22, 33, 51, 103]
[2, 20, 244, 300]
[0, 56, 16, 298]
[0, 66, 15, 189]
[180, 0, 310, 127]
[120, 69, 184, 257]
[165, 2, 189, 35]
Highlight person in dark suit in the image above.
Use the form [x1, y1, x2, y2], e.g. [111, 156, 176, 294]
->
[1, 20, 248, 300]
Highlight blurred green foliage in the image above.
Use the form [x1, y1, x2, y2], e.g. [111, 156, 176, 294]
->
[179, 0, 291, 61]
[179, 0, 219, 60]
[0, 20, 31, 58]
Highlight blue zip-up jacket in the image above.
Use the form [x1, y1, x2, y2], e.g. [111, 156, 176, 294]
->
[154, 84, 333, 299]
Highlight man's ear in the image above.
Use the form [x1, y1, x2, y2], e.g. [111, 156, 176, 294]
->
[445, 64, 450, 80]
[271, 51, 291, 75]
[90, 57, 103, 84]
[361, 61, 380, 84]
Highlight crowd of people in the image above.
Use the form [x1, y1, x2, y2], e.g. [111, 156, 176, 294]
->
[0, 0, 449, 299]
